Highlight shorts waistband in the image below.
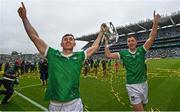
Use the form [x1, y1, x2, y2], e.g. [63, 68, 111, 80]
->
[50, 98, 81, 106]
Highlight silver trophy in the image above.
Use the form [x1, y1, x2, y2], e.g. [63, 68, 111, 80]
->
[101, 22, 119, 45]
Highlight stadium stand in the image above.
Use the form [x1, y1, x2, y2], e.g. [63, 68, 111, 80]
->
[76, 11, 180, 59]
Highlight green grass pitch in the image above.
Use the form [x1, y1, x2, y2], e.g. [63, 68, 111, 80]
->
[0, 58, 180, 111]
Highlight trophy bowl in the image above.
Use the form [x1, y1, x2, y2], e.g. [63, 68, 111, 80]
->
[101, 22, 119, 45]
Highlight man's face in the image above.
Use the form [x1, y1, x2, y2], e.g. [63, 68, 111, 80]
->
[61, 36, 76, 50]
[127, 37, 137, 50]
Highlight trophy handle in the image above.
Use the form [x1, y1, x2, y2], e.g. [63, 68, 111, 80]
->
[109, 22, 119, 42]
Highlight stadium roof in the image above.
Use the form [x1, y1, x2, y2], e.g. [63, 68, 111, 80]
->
[76, 11, 180, 42]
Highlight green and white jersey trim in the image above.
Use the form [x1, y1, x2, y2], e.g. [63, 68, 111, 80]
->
[44, 46, 87, 60]
[44, 46, 49, 57]
[117, 45, 147, 59]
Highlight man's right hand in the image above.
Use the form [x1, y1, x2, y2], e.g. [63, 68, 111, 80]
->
[18, 2, 27, 19]
[153, 10, 160, 24]
[101, 23, 109, 33]
[17, 2, 48, 56]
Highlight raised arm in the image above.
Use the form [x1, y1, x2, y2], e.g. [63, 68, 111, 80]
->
[104, 36, 119, 59]
[144, 11, 160, 50]
[18, 2, 47, 55]
[86, 24, 105, 57]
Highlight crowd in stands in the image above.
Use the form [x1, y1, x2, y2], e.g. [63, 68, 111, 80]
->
[94, 25, 180, 58]
[146, 47, 180, 58]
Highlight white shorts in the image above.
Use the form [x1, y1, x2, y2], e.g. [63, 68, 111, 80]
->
[49, 98, 83, 111]
[126, 81, 148, 105]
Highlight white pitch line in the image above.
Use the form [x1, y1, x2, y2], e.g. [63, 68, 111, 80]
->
[14, 91, 48, 111]
[15, 84, 42, 89]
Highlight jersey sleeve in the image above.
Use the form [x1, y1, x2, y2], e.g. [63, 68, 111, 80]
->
[44, 46, 49, 57]
[46, 47, 60, 59]
[139, 46, 147, 54]
[119, 51, 123, 60]
[79, 51, 86, 61]
[84, 51, 87, 60]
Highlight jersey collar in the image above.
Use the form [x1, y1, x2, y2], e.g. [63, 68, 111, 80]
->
[128, 48, 137, 54]
[61, 52, 73, 58]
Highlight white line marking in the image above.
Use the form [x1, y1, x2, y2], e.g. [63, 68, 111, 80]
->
[15, 84, 42, 89]
[14, 91, 48, 111]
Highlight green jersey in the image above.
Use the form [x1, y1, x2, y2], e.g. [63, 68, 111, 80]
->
[45, 47, 86, 102]
[119, 46, 147, 84]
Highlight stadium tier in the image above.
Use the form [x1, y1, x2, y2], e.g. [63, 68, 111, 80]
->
[76, 11, 180, 58]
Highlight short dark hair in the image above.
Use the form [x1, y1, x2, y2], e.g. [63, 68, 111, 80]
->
[62, 34, 75, 40]
[127, 35, 137, 40]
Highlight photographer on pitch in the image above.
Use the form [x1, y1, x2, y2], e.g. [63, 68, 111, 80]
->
[0, 63, 19, 104]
